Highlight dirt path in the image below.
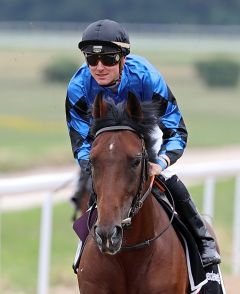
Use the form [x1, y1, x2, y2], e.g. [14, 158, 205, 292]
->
[223, 275, 240, 294]
[177, 145, 240, 165]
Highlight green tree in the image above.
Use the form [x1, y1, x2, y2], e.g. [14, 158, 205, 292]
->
[1, 0, 240, 24]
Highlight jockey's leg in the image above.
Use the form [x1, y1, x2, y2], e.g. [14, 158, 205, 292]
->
[86, 176, 96, 207]
[162, 174, 221, 267]
[71, 160, 91, 207]
[70, 160, 96, 220]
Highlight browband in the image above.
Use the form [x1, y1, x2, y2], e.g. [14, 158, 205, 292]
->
[95, 125, 136, 137]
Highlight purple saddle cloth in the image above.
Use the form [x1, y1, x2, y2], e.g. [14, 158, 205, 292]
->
[73, 208, 98, 242]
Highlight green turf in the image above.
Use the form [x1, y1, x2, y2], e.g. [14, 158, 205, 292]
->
[1, 202, 78, 293]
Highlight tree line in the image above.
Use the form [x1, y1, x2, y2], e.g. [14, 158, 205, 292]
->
[1, 0, 240, 25]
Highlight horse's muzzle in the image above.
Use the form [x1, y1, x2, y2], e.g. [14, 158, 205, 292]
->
[94, 225, 123, 255]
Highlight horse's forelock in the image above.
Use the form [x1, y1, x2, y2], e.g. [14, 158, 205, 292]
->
[90, 99, 161, 160]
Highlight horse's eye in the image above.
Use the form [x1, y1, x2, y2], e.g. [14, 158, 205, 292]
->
[132, 157, 141, 168]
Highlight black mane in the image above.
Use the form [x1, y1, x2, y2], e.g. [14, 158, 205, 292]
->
[91, 99, 161, 162]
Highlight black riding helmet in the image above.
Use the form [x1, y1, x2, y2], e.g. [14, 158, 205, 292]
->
[78, 19, 130, 56]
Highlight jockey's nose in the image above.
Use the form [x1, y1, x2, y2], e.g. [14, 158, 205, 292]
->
[96, 60, 105, 69]
[94, 224, 123, 254]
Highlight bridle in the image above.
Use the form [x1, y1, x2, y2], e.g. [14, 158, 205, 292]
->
[94, 125, 151, 222]
[90, 125, 175, 250]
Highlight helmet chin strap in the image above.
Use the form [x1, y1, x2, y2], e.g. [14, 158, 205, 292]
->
[119, 57, 124, 80]
[103, 78, 119, 88]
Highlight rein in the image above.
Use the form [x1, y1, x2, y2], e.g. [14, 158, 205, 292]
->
[91, 125, 175, 251]
[120, 178, 175, 251]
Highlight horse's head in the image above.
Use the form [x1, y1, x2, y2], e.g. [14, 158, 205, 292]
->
[90, 92, 160, 254]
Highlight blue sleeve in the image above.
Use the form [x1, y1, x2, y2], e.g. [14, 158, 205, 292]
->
[148, 70, 188, 165]
[65, 79, 92, 162]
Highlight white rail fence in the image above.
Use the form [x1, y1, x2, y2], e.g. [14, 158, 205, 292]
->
[1, 160, 240, 294]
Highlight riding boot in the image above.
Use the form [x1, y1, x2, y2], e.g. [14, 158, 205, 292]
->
[164, 175, 221, 267]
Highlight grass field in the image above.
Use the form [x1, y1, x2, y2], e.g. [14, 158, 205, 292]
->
[1, 32, 240, 172]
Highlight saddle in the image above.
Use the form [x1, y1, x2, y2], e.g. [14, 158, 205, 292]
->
[152, 178, 226, 294]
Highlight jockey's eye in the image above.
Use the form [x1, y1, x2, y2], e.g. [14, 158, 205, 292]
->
[131, 156, 141, 168]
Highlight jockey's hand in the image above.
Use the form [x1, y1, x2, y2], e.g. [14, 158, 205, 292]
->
[148, 162, 163, 176]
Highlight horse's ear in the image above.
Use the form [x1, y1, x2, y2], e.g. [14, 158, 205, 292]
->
[93, 92, 108, 118]
[126, 92, 143, 121]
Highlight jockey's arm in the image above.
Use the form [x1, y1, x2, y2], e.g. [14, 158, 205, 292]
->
[65, 86, 92, 163]
[150, 88, 187, 173]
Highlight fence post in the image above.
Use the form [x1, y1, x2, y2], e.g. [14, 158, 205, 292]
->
[37, 192, 53, 294]
[203, 176, 215, 224]
[0, 196, 2, 281]
[232, 175, 240, 275]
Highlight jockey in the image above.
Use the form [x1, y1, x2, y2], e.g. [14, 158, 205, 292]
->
[66, 19, 220, 267]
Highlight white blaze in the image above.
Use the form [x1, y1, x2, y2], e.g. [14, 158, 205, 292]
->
[109, 143, 115, 151]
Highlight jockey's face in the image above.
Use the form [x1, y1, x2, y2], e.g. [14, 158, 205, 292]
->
[88, 56, 125, 86]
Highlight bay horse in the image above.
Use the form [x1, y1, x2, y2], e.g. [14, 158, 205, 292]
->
[77, 92, 189, 293]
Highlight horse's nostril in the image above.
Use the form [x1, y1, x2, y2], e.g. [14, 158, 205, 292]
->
[111, 226, 122, 247]
[94, 225, 122, 247]
[94, 225, 103, 246]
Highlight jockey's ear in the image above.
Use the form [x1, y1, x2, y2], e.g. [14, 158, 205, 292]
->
[93, 92, 108, 118]
[126, 92, 143, 122]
